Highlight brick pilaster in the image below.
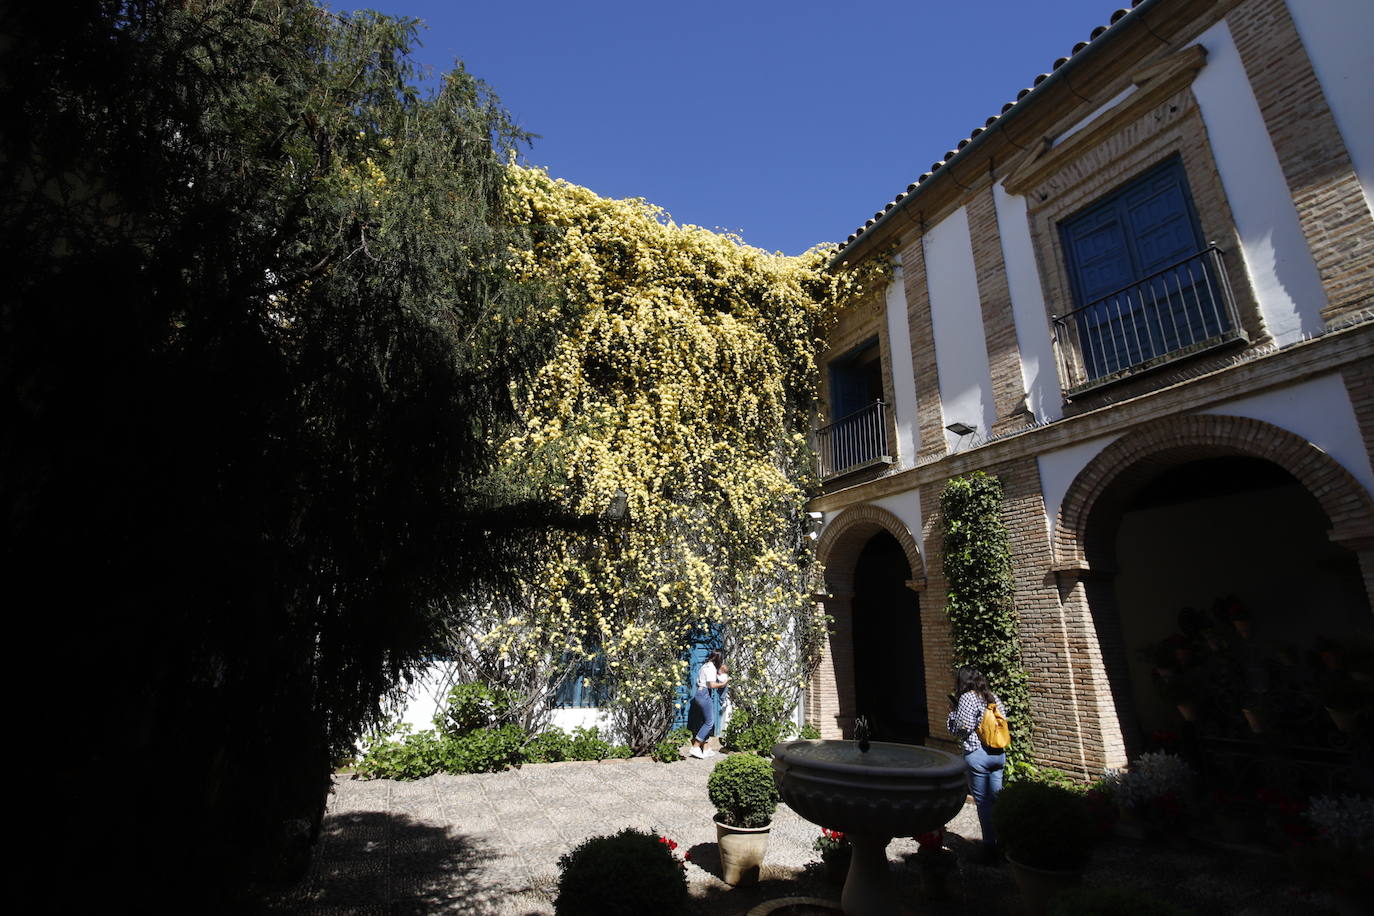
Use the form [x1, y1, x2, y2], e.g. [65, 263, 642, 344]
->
[901, 233, 947, 459]
[1227, 0, 1374, 322]
[967, 186, 1034, 434]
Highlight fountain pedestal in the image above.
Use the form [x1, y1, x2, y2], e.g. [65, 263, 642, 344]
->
[772, 740, 966, 916]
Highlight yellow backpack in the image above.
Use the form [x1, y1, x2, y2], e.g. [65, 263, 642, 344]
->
[976, 702, 1010, 750]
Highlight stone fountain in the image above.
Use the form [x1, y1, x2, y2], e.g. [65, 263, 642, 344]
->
[772, 720, 966, 916]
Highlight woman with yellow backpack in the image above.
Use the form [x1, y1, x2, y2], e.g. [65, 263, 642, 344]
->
[946, 665, 1010, 864]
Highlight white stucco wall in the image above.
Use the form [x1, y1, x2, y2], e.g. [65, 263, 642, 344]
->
[873, 488, 924, 554]
[1037, 434, 1119, 531]
[1191, 18, 1327, 344]
[1285, 0, 1374, 211]
[924, 206, 996, 449]
[884, 261, 920, 466]
[1203, 373, 1374, 500]
[994, 181, 1063, 424]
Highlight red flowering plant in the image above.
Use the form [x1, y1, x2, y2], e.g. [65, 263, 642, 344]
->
[914, 828, 944, 856]
[813, 827, 849, 856]
[658, 835, 689, 869]
[1255, 787, 1312, 848]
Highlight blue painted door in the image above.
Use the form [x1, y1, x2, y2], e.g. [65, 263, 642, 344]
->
[1062, 157, 1217, 379]
[673, 626, 724, 732]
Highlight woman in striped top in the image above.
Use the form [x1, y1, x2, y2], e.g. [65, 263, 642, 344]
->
[946, 666, 1008, 863]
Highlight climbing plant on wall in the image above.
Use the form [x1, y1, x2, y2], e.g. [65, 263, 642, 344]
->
[940, 471, 1033, 764]
[469, 166, 887, 752]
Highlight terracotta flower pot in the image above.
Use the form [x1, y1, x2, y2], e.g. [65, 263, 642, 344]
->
[715, 820, 770, 886]
[1326, 706, 1360, 734]
[1242, 708, 1265, 733]
[1232, 619, 1251, 639]
[821, 847, 851, 883]
[1007, 855, 1084, 915]
[1176, 701, 1198, 722]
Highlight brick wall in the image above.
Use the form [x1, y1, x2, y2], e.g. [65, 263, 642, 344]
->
[1227, 0, 1374, 322]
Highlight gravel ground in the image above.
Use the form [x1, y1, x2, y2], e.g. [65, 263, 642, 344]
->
[266, 750, 1354, 916]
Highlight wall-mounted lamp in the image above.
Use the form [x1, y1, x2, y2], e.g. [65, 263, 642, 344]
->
[945, 421, 978, 437]
[604, 489, 629, 521]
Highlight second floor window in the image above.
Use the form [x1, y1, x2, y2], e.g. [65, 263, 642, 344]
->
[819, 339, 889, 478]
[1057, 156, 1238, 389]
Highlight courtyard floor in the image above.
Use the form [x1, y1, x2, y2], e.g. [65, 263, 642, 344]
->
[269, 749, 1352, 916]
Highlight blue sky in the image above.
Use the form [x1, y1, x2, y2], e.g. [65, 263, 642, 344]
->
[340, 0, 1121, 255]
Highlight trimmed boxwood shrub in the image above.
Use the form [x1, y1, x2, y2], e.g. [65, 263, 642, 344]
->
[993, 780, 1093, 871]
[555, 828, 687, 916]
[707, 753, 780, 828]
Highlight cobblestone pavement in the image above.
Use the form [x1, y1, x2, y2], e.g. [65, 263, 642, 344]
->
[269, 751, 1353, 916]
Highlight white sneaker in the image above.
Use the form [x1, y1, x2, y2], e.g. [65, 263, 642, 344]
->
[704, 749, 718, 757]
[690, 747, 704, 758]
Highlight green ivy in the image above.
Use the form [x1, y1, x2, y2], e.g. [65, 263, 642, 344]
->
[940, 471, 1032, 766]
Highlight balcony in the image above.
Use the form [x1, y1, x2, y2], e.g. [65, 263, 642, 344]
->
[817, 400, 892, 479]
[1053, 245, 1245, 397]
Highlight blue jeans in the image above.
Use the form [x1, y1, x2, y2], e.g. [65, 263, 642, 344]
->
[692, 688, 715, 742]
[965, 746, 1006, 847]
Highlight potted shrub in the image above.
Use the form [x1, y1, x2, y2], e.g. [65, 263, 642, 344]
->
[1302, 794, 1374, 899]
[707, 753, 780, 886]
[555, 828, 688, 916]
[813, 827, 851, 883]
[993, 780, 1093, 914]
[1102, 751, 1194, 841]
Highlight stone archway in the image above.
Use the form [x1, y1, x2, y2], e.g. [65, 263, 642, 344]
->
[1051, 412, 1374, 765]
[809, 505, 926, 739]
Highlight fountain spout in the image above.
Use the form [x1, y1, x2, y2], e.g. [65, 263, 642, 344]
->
[853, 715, 871, 753]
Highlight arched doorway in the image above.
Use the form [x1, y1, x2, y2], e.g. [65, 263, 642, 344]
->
[1057, 414, 1374, 791]
[852, 531, 927, 744]
[1108, 456, 1371, 742]
[811, 505, 928, 741]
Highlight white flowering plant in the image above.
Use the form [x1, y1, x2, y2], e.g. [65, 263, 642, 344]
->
[1101, 751, 1195, 818]
[1304, 794, 1374, 852]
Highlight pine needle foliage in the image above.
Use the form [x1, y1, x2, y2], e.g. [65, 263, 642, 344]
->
[940, 471, 1033, 764]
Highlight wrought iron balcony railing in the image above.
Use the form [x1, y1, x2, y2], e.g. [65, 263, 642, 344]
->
[1053, 245, 1244, 395]
[817, 400, 891, 479]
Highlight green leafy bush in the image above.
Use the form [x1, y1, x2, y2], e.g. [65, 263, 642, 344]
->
[799, 723, 822, 740]
[993, 780, 1093, 871]
[707, 753, 780, 828]
[438, 683, 521, 736]
[606, 744, 633, 759]
[1047, 887, 1186, 915]
[568, 726, 613, 761]
[555, 828, 688, 916]
[441, 723, 528, 773]
[354, 727, 446, 781]
[722, 694, 794, 756]
[651, 726, 692, 763]
[524, 727, 573, 764]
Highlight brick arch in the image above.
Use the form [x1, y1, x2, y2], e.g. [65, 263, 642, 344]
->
[1054, 413, 1374, 572]
[816, 503, 925, 593]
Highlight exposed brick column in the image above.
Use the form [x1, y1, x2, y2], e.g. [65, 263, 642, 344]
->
[916, 480, 958, 753]
[900, 234, 947, 460]
[813, 593, 856, 738]
[1338, 360, 1374, 609]
[1228, 0, 1374, 322]
[968, 187, 1034, 434]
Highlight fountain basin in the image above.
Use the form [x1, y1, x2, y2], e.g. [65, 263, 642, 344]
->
[771, 739, 966, 839]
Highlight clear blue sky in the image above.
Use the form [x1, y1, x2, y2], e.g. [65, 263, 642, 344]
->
[339, 0, 1121, 255]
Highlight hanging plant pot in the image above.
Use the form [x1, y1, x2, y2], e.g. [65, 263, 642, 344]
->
[1232, 619, 1251, 639]
[1176, 701, 1198, 722]
[1241, 708, 1265, 734]
[1325, 706, 1360, 734]
[1172, 646, 1194, 666]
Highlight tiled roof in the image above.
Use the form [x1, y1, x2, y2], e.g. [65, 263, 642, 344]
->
[831, 0, 1155, 264]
